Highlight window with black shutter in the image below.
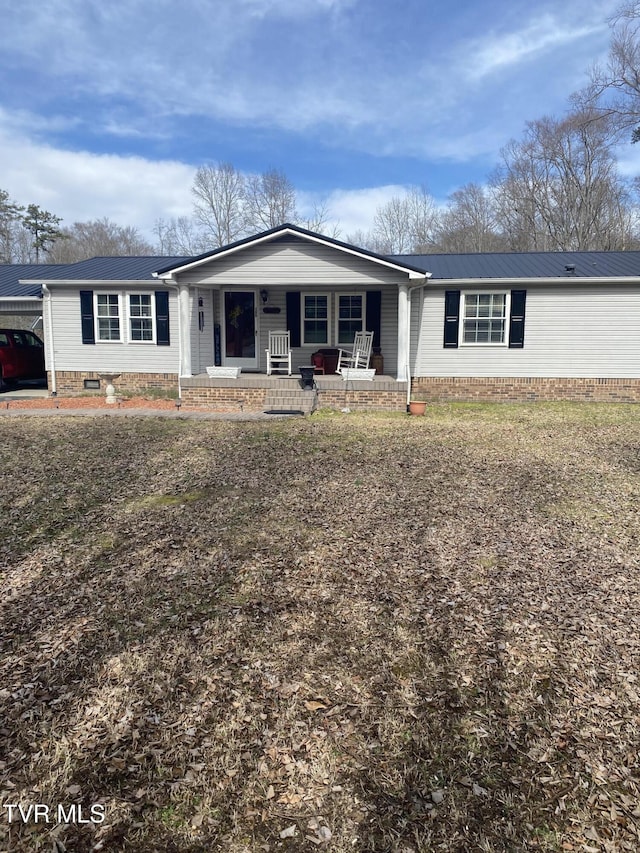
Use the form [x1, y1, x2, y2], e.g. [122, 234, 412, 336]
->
[508, 289, 527, 348]
[80, 290, 95, 344]
[443, 290, 460, 348]
[155, 291, 170, 346]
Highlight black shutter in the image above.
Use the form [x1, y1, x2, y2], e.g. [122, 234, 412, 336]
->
[155, 291, 170, 346]
[508, 289, 526, 348]
[365, 290, 382, 349]
[80, 290, 95, 344]
[443, 290, 460, 348]
[286, 292, 301, 347]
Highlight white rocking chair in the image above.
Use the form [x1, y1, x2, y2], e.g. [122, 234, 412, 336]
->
[265, 331, 292, 375]
[336, 331, 374, 373]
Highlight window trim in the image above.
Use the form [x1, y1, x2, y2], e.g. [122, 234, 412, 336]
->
[127, 292, 157, 345]
[94, 292, 123, 344]
[301, 291, 331, 347]
[459, 290, 511, 347]
[334, 292, 366, 346]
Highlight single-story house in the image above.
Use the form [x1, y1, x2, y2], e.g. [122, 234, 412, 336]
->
[3, 223, 640, 409]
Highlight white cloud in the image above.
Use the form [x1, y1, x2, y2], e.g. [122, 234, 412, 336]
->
[298, 185, 412, 237]
[0, 116, 195, 239]
[614, 143, 640, 179]
[0, 107, 408, 244]
[464, 14, 605, 79]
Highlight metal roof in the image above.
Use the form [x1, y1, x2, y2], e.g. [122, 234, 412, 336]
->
[391, 251, 640, 279]
[0, 264, 67, 298]
[25, 256, 189, 281]
[0, 256, 189, 298]
[3, 247, 640, 300]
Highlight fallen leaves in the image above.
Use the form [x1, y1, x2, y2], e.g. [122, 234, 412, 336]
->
[1, 408, 640, 852]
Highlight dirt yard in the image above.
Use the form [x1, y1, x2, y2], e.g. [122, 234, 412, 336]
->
[0, 404, 639, 852]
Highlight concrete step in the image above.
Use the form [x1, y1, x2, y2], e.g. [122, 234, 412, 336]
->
[264, 388, 317, 414]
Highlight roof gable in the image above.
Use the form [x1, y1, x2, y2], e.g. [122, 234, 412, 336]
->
[154, 223, 428, 279]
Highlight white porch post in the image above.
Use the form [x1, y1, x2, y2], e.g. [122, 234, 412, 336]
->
[179, 284, 192, 376]
[397, 283, 409, 381]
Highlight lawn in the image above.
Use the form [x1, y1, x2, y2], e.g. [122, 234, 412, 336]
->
[0, 405, 639, 852]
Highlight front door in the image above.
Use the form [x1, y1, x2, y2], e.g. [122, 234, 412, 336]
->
[223, 290, 258, 369]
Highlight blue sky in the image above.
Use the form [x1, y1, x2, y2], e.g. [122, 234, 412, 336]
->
[0, 0, 632, 242]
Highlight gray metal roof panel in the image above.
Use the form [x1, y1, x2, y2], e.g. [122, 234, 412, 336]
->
[35, 256, 190, 281]
[0, 257, 189, 298]
[4, 249, 640, 300]
[391, 251, 640, 279]
[0, 264, 68, 298]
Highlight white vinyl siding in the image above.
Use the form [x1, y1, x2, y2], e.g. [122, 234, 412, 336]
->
[180, 237, 407, 287]
[191, 288, 214, 375]
[212, 286, 400, 376]
[44, 285, 179, 373]
[412, 284, 640, 378]
[196, 236, 406, 375]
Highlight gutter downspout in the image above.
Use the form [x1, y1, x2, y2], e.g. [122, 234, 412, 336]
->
[41, 284, 56, 395]
[404, 275, 432, 408]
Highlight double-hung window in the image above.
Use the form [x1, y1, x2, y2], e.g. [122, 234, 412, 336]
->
[129, 294, 154, 342]
[96, 294, 121, 342]
[336, 294, 365, 345]
[302, 294, 329, 345]
[462, 292, 508, 345]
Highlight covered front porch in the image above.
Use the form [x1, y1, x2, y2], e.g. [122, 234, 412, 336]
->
[181, 371, 409, 413]
[152, 223, 429, 410]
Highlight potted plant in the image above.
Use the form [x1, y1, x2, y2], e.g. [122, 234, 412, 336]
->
[408, 397, 427, 416]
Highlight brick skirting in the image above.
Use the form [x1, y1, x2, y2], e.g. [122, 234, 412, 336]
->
[317, 388, 407, 411]
[181, 386, 268, 412]
[411, 376, 640, 403]
[49, 371, 178, 396]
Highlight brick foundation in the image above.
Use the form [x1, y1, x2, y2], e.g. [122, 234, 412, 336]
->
[317, 388, 407, 411]
[49, 371, 178, 396]
[181, 386, 268, 412]
[411, 376, 640, 403]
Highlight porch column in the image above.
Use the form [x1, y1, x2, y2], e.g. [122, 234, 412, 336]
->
[179, 284, 192, 376]
[397, 283, 409, 381]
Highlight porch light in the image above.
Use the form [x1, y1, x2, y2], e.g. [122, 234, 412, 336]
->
[260, 288, 269, 304]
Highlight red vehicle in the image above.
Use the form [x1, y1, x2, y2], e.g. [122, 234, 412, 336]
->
[0, 329, 46, 389]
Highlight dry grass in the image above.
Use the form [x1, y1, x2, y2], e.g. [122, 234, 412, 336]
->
[1, 403, 639, 852]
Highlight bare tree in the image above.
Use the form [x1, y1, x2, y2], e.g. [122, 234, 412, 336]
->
[153, 217, 211, 255]
[343, 228, 382, 252]
[371, 187, 439, 253]
[299, 198, 341, 237]
[435, 183, 504, 253]
[244, 168, 298, 231]
[46, 218, 154, 262]
[191, 163, 246, 247]
[491, 110, 637, 250]
[574, 1, 640, 142]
